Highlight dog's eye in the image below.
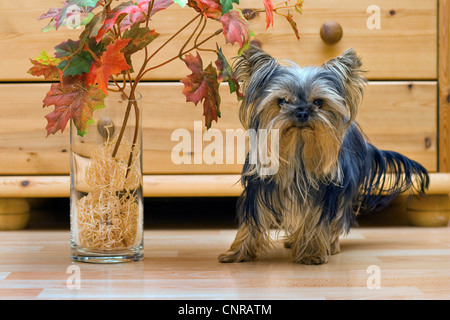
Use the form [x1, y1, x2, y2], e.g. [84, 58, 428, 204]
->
[313, 99, 323, 108]
[278, 98, 287, 106]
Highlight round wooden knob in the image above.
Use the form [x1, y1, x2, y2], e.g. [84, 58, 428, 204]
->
[242, 9, 256, 20]
[320, 21, 343, 45]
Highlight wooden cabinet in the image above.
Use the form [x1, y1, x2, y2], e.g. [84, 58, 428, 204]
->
[0, 0, 448, 199]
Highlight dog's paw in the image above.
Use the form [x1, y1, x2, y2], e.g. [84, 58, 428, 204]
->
[218, 250, 255, 263]
[295, 255, 328, 265]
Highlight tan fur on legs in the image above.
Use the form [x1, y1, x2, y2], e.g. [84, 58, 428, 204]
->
[218, 223, 270, 263]
[330, 223, 341, 255]
[330, 238, 340, 255]
[290, 227, 330, 265]
[288, 208, 331, 265]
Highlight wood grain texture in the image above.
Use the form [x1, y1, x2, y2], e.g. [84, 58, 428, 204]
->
[1, 173, 449, 198]
[406, 194, 450, 227]
[0, 228, 449, 299]
[0, 81, 437, 175]
[439, 0, 450, 172]
[0, 0, 437, 81]
[0, 175, 242, 197]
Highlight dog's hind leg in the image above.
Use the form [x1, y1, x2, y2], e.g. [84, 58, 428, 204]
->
[330, 221, 341, 255]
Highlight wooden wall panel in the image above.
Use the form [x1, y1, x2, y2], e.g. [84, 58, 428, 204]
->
[0, 81, 437, 175]
[439, 0, 450, 172]
[0, 0, 437, 81]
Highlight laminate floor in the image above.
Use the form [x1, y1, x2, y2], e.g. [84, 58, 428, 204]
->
[0, 227, 448, 300]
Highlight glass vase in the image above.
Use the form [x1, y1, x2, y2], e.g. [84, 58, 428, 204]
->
[70, 90, 143, 263]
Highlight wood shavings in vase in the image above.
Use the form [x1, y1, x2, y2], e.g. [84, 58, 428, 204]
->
[74, 135, 142, 251]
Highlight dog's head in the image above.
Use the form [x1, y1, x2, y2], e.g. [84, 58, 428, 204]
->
[235, 46, 366, 178]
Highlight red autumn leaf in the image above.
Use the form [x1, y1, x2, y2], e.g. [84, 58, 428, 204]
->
[187, 0, 222, 20]
[286, 12, 300, 40]
[86, 39, 131, 94]
[202, 64, 221, 128]
[181, 52, 221, 128]
[28, 60, 61, 80]
[94, 1, 134, 42]
[95, 0, 172, 41]
[220, 10, 254, 54]
[119, 0, 174, 31]
[43, 75, 106, 137]
[263, 0, 274, 29]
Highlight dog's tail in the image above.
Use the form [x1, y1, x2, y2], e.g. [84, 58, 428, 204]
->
[359, 144, 429, 212]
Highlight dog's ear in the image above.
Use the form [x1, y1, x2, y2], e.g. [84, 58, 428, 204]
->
[234, 45, 279, 102]
[323, 48, 366, 123]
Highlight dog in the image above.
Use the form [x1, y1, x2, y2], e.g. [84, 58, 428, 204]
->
[218, 46, 429, 265]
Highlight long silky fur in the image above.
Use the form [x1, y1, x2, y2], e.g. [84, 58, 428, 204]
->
[218, 46, 429, 265]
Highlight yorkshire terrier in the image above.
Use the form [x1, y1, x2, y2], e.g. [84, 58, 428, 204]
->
[218, 46, 429, 265]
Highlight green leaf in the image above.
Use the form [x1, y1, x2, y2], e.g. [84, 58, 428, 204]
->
[35, 50, 62, 66]
[215, 46, 243, 100]
[55, 39, 104, 76]
[72, 0, 100, 6]
[173, 0, 188, 7]
[220, 0, 239, 14]
[58, 51, 94, 76]
[54, 39, 92, 76]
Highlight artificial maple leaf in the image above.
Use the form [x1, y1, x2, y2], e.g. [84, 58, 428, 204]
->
[174, 0, 187, 7]
[285, 12, 300, 40]
[202, 63, 222, 128]
[187, 0, 222, 20]
[86, 39, 131, 94]
[215, 46, 243, 100]
[263, 0, 274, 29]
[220, 10, 254, 54]
[95, 0, 172, 42]
[181, 52, 221, 128]
[43, 75, 106, 137]
[54, 39, 94, 76]
[54, 38, 104, 76]
[28, 51, 62, 80]
[293, 0, 304, 14]
[79, 10, 106, 44]
[122, 25, 160, 70]
[119, 0, 174, 31]
[39, 0, 98, 32]
[94, 1, 134, 42]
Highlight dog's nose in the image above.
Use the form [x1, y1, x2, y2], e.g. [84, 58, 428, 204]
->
[295, 109, 309, 123]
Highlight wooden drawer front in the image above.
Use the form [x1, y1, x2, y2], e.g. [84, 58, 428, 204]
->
[0, 0, 436, 81]
[0, 82, 436, 175]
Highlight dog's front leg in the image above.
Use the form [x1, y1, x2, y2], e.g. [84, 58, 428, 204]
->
[218, 223, 267, 263]
[290, 221, 331, 265]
